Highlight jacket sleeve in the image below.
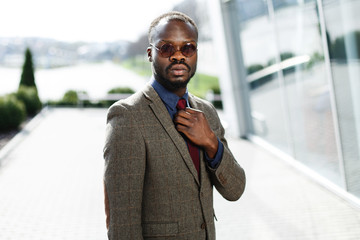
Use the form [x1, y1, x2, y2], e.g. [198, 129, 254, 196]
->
[103, 103, 146, 240]
[206, 104, 246, 201]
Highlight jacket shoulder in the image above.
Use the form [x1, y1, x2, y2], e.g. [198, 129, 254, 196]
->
[106, 90, 147, 120]
[189, 93, 217, 114]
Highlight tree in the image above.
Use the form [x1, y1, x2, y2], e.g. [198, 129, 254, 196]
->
[19, 48, 36, 88]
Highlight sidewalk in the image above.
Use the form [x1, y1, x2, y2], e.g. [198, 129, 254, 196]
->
[215, 139, 360, 239]
[0, 108, 107, 240]
[0, 108, 359, 240]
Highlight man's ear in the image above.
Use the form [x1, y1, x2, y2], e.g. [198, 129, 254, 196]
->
[147, 47, 152, 62]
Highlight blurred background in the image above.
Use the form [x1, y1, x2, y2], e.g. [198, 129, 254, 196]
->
[1, 0, 360, 239]
[0, 0, 219, 102]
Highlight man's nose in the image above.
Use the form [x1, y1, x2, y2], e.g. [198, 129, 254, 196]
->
[169, 49, 185, 62]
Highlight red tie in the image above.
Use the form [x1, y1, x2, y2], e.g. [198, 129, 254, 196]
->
[176, 98, 200, 175]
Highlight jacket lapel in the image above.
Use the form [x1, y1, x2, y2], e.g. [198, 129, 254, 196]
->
[142, 85, 200, 186]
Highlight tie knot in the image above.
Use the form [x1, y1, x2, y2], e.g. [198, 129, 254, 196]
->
[176, 98, 187, 111]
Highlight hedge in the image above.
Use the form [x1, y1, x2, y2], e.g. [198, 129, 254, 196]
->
[0, 95, 26, 131]
[15, 86, 42, 116]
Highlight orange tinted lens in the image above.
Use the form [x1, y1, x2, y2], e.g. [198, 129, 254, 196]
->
[181, 43, 197, 57]
[159, 43, 175, 58]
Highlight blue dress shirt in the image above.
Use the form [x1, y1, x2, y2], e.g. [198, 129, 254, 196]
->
[151, 78, 223, 169]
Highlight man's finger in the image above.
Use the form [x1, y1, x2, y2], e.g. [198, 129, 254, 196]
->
[184, 107, 202, 114]
[175, 110, 192, 120]
[175, 124, 189, 134]
[174, 115, 191, 127]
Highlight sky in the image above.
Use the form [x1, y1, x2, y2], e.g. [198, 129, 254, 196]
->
[0, 0, 183, 43]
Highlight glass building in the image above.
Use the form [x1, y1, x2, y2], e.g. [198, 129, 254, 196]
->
[207, 0, 360, 202]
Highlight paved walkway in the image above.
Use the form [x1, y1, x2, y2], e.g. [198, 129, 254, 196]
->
[0, 108, 107, 240]
[0, 108, 359, 239]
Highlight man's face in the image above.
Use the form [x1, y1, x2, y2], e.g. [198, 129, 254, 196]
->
[147, 20, 198, 93]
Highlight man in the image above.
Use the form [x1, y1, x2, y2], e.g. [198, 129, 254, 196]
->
[103, 11, 246, 240]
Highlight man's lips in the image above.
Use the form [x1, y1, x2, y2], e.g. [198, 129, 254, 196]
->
[169, 64, 188, 76]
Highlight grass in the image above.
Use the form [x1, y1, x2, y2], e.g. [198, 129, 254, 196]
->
[187, 73, 219, 98]
[121, 56, 152, 77]
[121, 57, 220, 99]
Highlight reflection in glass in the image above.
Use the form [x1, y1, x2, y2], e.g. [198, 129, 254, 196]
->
[323, 0, 360, 196]
[238, 0, 292, 154]
[273, 0, 341, 184]
[237, 0, 343, 186]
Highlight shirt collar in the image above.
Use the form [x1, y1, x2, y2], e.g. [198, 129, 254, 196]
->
[150, 77, 189, 111]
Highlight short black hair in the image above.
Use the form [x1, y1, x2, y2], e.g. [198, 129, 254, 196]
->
[148, 11, 198, 44]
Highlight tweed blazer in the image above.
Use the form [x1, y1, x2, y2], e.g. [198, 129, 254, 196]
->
[103, 83, 246, 240]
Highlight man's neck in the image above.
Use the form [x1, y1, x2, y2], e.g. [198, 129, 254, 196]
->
[172, 88, 187, 97]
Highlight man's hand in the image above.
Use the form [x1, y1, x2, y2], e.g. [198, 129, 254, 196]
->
[174, 108, 218, 158]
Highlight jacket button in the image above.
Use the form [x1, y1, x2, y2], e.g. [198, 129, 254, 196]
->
[201, 223, 206, 229]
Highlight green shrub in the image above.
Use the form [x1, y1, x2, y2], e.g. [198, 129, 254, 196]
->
[247, 64, 264, 74]
[108, 87, 135, 94]
[45, 100, 59, 106]
[0, 95, 26, 131]
[60, 90, 79, 106]
[102, 87, 136, 107]
[209, 86, 223, 109]
[280, 52, 295, 61]
[16, 86, 42, 116]
[47, 90, 92, 107]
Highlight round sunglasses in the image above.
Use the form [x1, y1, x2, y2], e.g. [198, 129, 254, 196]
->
[150, 42, 197, 58]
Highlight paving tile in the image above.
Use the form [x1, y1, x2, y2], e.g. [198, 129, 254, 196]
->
[0, 108, 107, 240]
[0, 108, 360, 239]
[214, 138, 360, 240]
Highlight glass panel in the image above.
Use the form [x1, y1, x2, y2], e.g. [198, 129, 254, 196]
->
[273, 0, 342, 185]
[237, 0, 292, 154]
[322, 0, 360, 196]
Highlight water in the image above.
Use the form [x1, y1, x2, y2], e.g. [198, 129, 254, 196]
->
[0, 62, 148, 101]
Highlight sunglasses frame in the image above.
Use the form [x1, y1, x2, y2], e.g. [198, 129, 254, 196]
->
[150, 42, 198, 58]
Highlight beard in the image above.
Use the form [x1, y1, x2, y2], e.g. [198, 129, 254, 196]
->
[153, 60, 196, 92]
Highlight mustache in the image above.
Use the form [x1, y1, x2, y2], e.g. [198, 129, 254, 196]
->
[166, 59, 191, 72]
